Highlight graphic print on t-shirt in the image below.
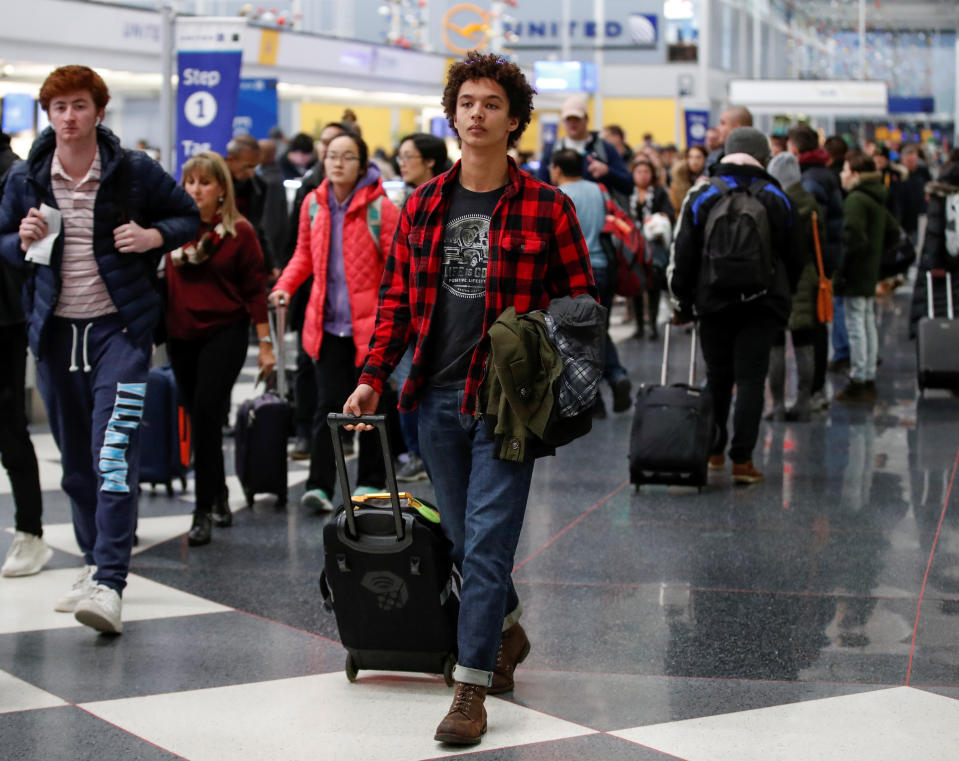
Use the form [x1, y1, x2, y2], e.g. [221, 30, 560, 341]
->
[441, 214, 490, 298]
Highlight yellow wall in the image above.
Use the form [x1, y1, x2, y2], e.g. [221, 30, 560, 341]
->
[535, 97, 677, 151]
[601, 98, 677, 149]
[298, 104, 419, 153]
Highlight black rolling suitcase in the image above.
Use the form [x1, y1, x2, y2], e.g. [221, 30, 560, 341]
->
[235, 303, 292, 507]
[630, 322, 714, 489]
[320, 413, 458, 685]
[917, 270, 959, 394]
[139, 364, 191, 495]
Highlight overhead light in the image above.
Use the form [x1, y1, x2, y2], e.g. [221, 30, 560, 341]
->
[663, 0, 694, 21]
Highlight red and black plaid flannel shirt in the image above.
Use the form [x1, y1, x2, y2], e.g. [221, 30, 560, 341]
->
[358, 157, 597, 415]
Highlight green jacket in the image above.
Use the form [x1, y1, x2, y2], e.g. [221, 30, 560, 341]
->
[481, 308, 564, 462]
[784, 181, 825, 331]
[835, 174, 899, 297]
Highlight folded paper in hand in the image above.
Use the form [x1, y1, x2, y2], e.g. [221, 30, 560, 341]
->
[25, 204, 62, 266]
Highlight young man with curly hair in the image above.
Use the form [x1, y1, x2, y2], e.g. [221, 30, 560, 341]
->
[344, 51, 596, 745]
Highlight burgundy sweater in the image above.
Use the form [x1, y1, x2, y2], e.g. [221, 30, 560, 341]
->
[165, 218, 268, 341]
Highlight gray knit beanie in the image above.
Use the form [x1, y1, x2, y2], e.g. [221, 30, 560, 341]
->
[724, 127, 771, 165]
[767, 151, 801, 189]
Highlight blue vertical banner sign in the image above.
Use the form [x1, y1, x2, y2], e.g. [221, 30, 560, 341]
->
[233, 78, 278, 138]
[2, 94, 35, 133]
[175, 18, 245, 178]
[684, 109, 710, 147]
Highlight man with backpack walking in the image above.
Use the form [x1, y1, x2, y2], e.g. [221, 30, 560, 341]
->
[669, 127, 800, 483]
[536, 94, 633, 210]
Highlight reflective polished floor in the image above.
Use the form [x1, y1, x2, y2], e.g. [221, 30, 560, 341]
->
[2, 288, 959, 760]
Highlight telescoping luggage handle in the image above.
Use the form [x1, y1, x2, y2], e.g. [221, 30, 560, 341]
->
[327, 413, 404, 540]
[926, 270, 954, 320]
[268, 302, 288, 400]
[660, 321, 699, 387]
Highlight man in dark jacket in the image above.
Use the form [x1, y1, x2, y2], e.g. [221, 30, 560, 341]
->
[226, 133, 277, 276]
[788, 125, 847, 398]
[834, 151, 901, 402]
[536, 95, 633, 208]
[705, 105, 753, 172]
[909, 154, 959, 335]
[0, 66, 199, 633]
[669, 127, 800, 484]
[0, 134, 52, 578]
[897, 144, 932, 245]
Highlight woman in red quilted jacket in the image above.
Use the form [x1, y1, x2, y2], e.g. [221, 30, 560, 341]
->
[270, 133, 399, 512]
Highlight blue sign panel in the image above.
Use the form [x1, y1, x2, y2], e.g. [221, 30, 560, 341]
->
[888, 96, 934, 114]
[176, 50, 242, 176]
[234, 78, 278, 139]
[2, 94, 34, 133]
[430, 116, 456, 139]
[684, 109, 710, 147]
[533, 61, 598, 92]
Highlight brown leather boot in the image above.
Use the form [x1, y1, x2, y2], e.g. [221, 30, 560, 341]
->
[434, 681, 487, 745]
[488, 622, 531, 694]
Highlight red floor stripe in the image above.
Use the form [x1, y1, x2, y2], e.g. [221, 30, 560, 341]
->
[905, 445, 959, 685]
[513, 481, 628, 572]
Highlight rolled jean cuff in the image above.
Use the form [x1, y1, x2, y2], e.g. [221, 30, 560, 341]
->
[503, 602, 523, 632]
[453, 665, 493, 687]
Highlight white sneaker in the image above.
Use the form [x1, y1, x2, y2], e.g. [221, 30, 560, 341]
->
[300, 488, 333, 512]
[54, 565, 97, 612]
[74, 584, 123, 634]
[2, 532, 54, 577]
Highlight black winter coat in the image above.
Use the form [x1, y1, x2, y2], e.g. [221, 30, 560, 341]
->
[0, 126, 199, 355]
[668, 161, 800, 323]
[799, 161, 844, 276]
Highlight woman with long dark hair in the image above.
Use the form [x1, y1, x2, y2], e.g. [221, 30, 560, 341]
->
[389, 133, 451, 481]
[630, 157, 675, 340]
[270, 132, 400, 512]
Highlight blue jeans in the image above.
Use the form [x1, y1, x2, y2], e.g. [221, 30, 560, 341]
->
[831, 295, 849, 361]
[390, 346, 419, 457]
[844, 296, 878, 382]
[417, 388, 535, 686]
[593, 266, 627, 385]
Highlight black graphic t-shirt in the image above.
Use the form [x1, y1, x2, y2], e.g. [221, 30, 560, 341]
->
[422, 181, 504, 389]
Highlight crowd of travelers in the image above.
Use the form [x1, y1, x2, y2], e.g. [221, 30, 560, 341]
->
[1, 58, 957, 748]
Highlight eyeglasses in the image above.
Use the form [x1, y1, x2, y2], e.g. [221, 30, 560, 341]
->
[397, 153, 422, 163]
[325, 153, 359, 163]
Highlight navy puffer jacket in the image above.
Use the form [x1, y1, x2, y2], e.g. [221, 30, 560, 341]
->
[0, 126, 199, 355]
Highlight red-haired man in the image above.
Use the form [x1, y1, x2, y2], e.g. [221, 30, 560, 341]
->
[0, 65, 199, 634]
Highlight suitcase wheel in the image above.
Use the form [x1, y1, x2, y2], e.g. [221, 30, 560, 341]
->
[245, 489, 255, 508]
[443, 654, 455, 687]
[165, 482, 174, 497]
[345, 653, 358, 683]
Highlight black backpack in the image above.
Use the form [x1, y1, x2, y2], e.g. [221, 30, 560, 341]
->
[702, 177, 774, 298]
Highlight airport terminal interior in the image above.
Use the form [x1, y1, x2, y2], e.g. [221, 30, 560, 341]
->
[3, 0, 959, 759]
[4, 298, 959, 760]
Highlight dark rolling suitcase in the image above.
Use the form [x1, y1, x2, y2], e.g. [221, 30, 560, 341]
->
[917, 270, 959, 394]
[235, 304, 292, 507]
[139, 364, 191, 495]
[320, 413, 458, 685]
[630, 322, 714, 489]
